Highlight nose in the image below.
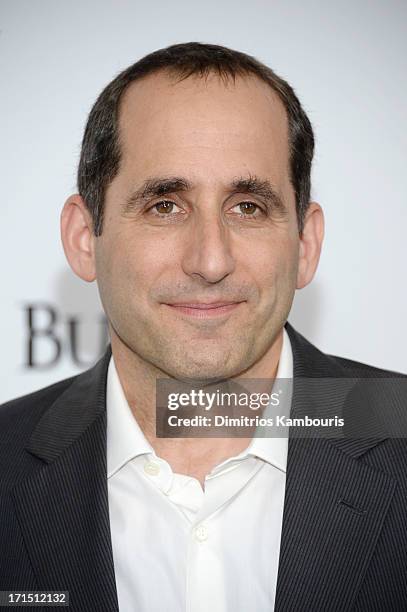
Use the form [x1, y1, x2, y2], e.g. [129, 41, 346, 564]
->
[181, 211, 235, 284]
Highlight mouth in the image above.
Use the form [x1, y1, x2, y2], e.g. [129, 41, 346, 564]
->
[163, 301, 245, 319]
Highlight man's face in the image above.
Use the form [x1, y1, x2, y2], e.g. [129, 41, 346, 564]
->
[94, 71, 301, 380]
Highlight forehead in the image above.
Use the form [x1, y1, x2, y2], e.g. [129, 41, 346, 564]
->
[117, 70, 291, 183]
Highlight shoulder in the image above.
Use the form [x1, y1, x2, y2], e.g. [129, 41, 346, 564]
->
[285, 322, 407, 379]
[328, 353, 407, 378]
[0, 374, 84, 490]
[326, 353, 407, 417]
[0, 375, 79, 446]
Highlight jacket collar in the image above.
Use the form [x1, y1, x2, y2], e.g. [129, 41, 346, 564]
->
[285, 321, 390, 457]
[26, 344, 112, 463]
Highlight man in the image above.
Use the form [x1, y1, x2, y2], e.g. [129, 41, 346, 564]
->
[1, 43, 406, 611]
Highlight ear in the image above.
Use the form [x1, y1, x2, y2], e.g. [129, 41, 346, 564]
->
[60, 194, 96, 282]
[296, 202, 324, 289]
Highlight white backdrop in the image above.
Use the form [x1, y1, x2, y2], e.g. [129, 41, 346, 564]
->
[1, 0, 406, 403]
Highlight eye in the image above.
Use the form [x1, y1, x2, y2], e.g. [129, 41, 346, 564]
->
[231, 201, 264, 216]
[149, 200, 183, 215]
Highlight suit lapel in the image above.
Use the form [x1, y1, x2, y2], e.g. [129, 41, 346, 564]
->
[11, 347, 119, 612]
[274, 324, 396, 611]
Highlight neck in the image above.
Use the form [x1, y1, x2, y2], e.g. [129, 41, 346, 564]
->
[109, 327, 283, 482]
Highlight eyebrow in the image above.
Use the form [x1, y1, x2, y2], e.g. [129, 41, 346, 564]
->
[231, 176, 287, 215]
[122, 174, 287, 216]
[122, 177, 191, 214]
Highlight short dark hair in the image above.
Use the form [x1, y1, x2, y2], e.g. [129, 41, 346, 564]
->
[78, 42, 314, 236]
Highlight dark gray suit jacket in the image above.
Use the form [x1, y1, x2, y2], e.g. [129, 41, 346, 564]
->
[1, 323, 406, 611]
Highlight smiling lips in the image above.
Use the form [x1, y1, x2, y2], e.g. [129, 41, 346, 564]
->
[164, 301, 244, 318]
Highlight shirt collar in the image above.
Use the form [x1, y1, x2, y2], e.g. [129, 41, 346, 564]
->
[210, 327, 293, 475]
[107, 328, 293, 479]
[106, 357, 153, 478]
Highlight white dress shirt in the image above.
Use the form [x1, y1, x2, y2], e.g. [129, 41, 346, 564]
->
[107, 329, 293, 612]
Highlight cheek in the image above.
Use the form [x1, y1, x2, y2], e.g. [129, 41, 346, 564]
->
[244, 233, 299, 293]
[107, 238, 175, 312]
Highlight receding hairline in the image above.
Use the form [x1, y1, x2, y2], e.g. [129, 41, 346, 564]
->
[118, 65, 286, 111]
[116, 67, 291, 162]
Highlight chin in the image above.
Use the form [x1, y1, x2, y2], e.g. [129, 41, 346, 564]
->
[166, 355, 244, 384]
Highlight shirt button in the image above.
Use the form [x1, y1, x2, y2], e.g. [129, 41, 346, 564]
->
[144, 461, 160, 476]
[195, 524, 208, 542]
